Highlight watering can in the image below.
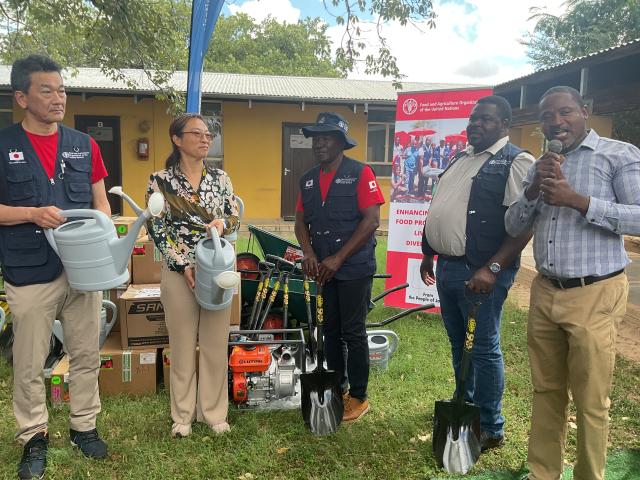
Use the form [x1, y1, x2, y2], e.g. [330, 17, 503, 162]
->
[0, 307, 5, 333]
[44, 187, 164, 291]
[367, 330, 399, 371]
[52, 299, 118, 350]
[195, 229, 240, 310]
[223, 196, 243, 243]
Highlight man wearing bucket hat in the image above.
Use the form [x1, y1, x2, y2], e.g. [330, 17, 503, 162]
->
[0, 55, 111, 479]
[295, 112, 384, 422]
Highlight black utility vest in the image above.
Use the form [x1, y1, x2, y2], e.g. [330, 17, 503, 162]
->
[0, 123, 93, 286]
[300, 157, 376, 280]
[422, 142, 524, 268]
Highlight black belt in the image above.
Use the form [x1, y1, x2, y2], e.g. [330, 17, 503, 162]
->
[437, 254, 466, 262]
[543, 269, 624, 290]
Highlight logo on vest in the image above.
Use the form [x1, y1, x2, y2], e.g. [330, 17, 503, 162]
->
[8, 151, 25, 164]
[62, 150, 90, 160]
[488, 158, 509, 166]
[335, 175, 357, 185]
[368, 180, 378, 192]
[305, 179, 314, 189]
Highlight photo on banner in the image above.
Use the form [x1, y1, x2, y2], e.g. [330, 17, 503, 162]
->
[384, 88, 493, 309]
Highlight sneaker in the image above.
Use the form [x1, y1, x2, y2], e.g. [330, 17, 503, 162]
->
[210, 422, 230, 434]
[18, 432, 48, 480]
[171, 423, 192, 439]
[69, 429, 108, 459]
[480, 431, 505, 452]
[343, 397, 370, 422]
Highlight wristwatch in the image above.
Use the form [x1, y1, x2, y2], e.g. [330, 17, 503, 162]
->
[488, 262, 502, 274]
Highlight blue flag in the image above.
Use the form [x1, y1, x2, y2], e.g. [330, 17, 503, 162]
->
[186, 0, 224, 113]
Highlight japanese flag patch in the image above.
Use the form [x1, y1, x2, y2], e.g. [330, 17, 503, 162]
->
[305, 179, 314, 188]
[368, 180, 378, 192]
[9, 151, 24, 162]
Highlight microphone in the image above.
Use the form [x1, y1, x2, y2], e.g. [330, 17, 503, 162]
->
[547, 139, 563, 154]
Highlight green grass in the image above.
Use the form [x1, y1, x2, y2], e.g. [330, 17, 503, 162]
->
[0, 237, 639, 479]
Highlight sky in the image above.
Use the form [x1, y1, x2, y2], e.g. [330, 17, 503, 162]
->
[223, 0, 569, 86]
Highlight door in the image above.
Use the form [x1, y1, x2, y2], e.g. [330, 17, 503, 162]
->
[281, 123, 316, 220]
[75, 116, 123, 215]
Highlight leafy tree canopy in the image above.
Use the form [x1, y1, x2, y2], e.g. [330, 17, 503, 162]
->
[0, 0, 437, 107]
[524, 0, 640, 70]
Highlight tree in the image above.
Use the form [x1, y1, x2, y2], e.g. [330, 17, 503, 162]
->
[524, 0, 640, 70]
[524, 0, 640, 145]
[0, 0, 437, 107]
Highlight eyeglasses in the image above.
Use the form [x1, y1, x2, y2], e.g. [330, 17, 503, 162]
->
[182, 130, 214, 141]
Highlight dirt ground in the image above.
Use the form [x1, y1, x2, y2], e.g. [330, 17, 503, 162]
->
[508, 279, 640, 363]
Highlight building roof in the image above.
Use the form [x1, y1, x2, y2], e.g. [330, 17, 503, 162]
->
[0, 65, 482, 105]
[496, 37, 640, 89]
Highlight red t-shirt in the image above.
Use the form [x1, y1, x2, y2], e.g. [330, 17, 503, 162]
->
[296, 164, 385, 212]
[25, 130, 108, 184]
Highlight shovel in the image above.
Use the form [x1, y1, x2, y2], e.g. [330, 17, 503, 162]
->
[300, 283, 344, 435]
[433, 299, 482, 474]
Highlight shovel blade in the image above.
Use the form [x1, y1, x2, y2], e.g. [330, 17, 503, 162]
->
[300, 370, 344, 435]
[432, 399, 481, 472]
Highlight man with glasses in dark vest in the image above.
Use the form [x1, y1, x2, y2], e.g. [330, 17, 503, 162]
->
[295, 112, 384, 422]
[0, 55, 111, 479]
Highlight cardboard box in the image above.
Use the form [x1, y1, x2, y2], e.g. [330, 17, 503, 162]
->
[119, 284, 169, 349]
[99, 336, 157, 396]
[230, 281, 241, 326]
[112, 216, 147, 239]
[49, 356, 70, 409]
[131, 237, 162, 285]
[162, 347, 199, 394]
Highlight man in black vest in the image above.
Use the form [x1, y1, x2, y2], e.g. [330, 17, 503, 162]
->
[420, 96, 533, 451]
[295, 112, 384, 422]
[0, 55, 111, 479]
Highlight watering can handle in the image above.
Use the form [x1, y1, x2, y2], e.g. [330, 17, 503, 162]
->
[102, 299, 118, 326]
[44, 209, 112, 256]
[209, 225, 223, 252]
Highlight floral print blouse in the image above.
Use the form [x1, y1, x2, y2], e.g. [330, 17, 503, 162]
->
[147, 164, 240, 273]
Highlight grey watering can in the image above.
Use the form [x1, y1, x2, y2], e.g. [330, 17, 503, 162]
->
[195, 229, 240, 311]
[52, 299, 117, 350]
[223, 196, 243, 243]
[44, 187, 164, 291]
[368, 330, 399, 371]
[0, 307, 5, 334]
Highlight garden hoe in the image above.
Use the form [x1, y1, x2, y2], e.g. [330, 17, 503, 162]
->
[300, 283, 344, 435]
[433, 299, 482, 474]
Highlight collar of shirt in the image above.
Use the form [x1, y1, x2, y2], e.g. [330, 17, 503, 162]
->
[565, 129, 598, 154]
[465, 136, 509, 157]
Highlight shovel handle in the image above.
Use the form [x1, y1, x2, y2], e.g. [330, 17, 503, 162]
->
[455, 301, 481, 405]
[315, 284, 325, 370]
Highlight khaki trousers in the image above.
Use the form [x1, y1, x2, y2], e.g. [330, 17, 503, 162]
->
[6, 272, 102, 445]
[527, 273, 628, 480]
[161, 266, 231, 428]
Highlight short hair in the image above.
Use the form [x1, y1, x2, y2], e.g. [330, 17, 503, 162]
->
[539, 86, 585, 108]
[476, 95, 512, 126]
[10, 54, 62, 93]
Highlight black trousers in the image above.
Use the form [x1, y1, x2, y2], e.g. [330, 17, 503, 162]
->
[322, 275, 373, 400]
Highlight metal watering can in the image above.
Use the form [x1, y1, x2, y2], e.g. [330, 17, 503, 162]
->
[195, 229, 240, 310]
[367, 330, 399, 371]
[52, 299, 117, 350]
[44, 187, 164, 291]
[0, 307, 5, 333]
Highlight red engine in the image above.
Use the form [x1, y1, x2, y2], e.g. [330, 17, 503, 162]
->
[228, 345, 271, 403]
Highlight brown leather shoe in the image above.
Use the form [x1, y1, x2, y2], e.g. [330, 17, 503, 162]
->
[480, 432, 505, 452]
[343, 397, 369, 422]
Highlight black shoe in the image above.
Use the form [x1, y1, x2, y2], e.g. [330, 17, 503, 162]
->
[480, 432, 505, 452]
[18, 432, 48, 479]
[69, 429, 108, 459]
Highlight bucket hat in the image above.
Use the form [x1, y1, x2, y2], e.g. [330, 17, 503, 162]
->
[302, 112, 358, 150]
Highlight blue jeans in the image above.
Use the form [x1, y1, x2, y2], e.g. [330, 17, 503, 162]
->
[435, 257, 517, 438]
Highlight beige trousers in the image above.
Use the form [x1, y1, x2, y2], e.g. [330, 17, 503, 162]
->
[527, 273, 628, 480]
[6, 272, 102, 445]
[161, 266, 231, 429]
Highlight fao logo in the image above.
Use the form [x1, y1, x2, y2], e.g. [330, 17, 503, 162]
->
[402, 98, 418, 115]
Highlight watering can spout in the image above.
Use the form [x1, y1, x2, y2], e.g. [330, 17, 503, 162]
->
[110, 191, 165, 275]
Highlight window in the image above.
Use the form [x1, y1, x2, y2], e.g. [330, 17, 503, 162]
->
[366, 110, 395, 177]
[201, 101, 223, 169]
[0, 95, 13, 130]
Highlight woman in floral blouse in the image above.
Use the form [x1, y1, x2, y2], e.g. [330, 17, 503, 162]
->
[147, 113, 239, 438]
